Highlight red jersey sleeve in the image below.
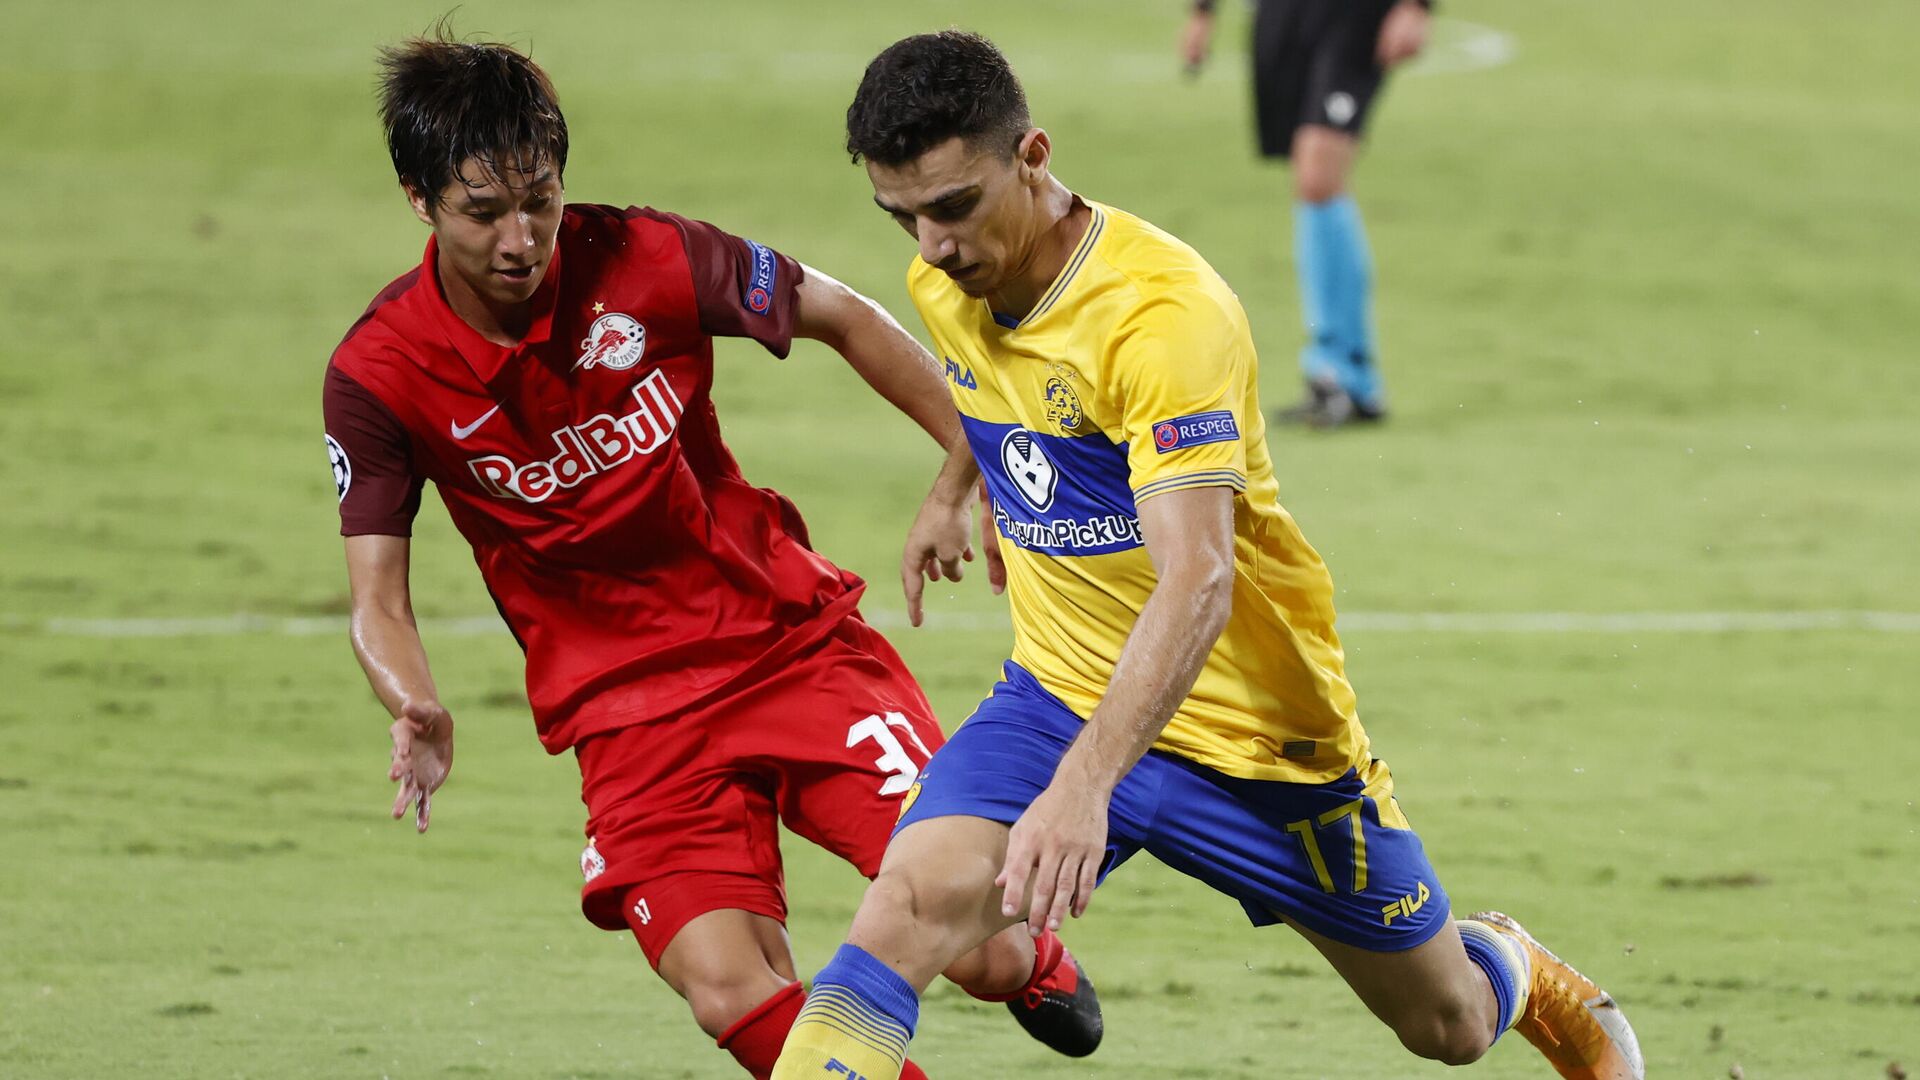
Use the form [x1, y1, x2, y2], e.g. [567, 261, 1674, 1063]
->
[323, 365, 424, 536]
[648, 211, 806, 358]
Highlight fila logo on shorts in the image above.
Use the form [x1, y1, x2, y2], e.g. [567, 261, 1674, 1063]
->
[1381, 880, 1432, 926]
[467, 370, 685, 503]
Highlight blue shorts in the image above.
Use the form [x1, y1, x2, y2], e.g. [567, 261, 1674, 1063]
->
[896, 663, 1450, 952]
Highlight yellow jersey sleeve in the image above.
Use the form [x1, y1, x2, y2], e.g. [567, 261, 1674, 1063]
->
[1106, 288, 1252, 502]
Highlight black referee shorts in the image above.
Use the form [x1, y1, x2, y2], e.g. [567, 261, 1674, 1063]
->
[1252, 0, 1397, 158]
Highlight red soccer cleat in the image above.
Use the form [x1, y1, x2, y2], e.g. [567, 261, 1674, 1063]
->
[1006, 945, 1103, 1058]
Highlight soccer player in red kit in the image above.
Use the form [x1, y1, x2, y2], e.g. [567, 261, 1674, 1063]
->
[322, 35, 1101, 1078]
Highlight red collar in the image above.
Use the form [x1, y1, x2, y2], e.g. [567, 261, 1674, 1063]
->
[421, 232, 565, 387]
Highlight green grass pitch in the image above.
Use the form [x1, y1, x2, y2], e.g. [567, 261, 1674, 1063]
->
[3, 1, 1918, 1076]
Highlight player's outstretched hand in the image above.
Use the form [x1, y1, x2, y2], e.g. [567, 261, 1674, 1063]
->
[901, 489, 976, 627]
[1376, 0, 1431, 68]
[1179, 9, 1215, 76]
[997, 780, 1111, 937]
[388, 700, 453, 833]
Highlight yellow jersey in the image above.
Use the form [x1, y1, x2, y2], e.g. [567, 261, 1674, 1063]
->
[908, 198, 1369, 783]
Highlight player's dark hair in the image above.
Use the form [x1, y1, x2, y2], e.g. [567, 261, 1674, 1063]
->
[377, 26, 569, 208]
[845, 31, 1030, 166]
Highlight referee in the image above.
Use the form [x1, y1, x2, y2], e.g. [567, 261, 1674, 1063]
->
[1182, 0, 1432, 427]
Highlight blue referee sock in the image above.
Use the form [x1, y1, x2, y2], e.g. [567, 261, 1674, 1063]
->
[1457, 918, 1531, 1041]
[775, 944, 920, 1079]
[1293, 195, 1382, 410]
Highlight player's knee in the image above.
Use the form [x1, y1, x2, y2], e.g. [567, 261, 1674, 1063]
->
[680, 975, 787, 1039]
[859, 865, 994, 969]
[1289, 130, 1351, 203]
[865, 863, 967, 925]
[1391, 1000, 1492, 1066]
[1294, 168, 1346, 204]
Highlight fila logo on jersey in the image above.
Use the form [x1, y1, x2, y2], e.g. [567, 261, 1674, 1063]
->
[1000, 430, 1058, 511]
[468, 369, 684, 503]
[1152, 410, 1239, 453]
[943, 356, 978, 390]
[743, 239, 777, 315]
[824, 1061, 872, 1079]
[575, 312, 647, 371]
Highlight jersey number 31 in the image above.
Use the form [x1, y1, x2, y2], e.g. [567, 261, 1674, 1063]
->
[847, 712, 933, 796]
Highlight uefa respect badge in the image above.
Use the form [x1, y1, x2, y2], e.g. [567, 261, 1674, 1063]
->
[1152, 410, 1239, 453]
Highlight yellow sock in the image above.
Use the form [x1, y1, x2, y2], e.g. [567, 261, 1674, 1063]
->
[772, 984, 909, 1080]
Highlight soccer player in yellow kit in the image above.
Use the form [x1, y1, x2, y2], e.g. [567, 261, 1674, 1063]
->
[775, 31, 1643, 1080]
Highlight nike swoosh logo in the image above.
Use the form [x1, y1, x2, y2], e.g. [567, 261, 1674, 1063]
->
[449, 405, 501, 440]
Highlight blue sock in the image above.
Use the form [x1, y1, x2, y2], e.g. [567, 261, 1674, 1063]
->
[813, 943, 921, 1037]
[1456, 919, 1529, 1042]
[1293, 195, 1381, 409]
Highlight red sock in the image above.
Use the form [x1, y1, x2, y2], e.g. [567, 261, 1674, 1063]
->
[966, 928, 1065, 1003]
[716, 981, 929, 1080]
[716, 982, 803, 1079]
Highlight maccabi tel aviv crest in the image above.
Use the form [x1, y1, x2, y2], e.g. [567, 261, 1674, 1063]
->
[1042, 376, 1084, 432]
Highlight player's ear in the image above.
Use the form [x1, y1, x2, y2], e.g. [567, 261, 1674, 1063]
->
[1015, 128, 1051, 187]
[404, 183, 435, 227]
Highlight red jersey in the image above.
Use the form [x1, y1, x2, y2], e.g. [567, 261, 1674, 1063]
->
[324, 204, 864, 753]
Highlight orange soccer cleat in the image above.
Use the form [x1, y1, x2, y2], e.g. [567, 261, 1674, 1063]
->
[1471, 911, 1644, 1080]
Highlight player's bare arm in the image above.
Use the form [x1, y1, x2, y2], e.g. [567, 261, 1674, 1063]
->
[344, 533, 453, 833]
[792, 264, 1003, 616]
[996, 484, 1236, 932]
[794, 265, 962, 450]
[1376, 0, 1432, 68]
[1181, 0, 1217, 73]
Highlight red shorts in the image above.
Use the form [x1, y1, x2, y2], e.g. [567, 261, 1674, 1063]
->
[573, 615, 943, 966]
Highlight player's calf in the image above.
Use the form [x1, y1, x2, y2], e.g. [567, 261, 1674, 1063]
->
[936, 919, 1036, 998]
[685, 975, 799, 1041]
[1356, 927, 1500, 1066]
[1386, 991, 1496, 1066]
[655, 908, 802, 1038]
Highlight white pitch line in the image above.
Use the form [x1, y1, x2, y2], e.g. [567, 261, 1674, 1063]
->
[5, 610, 1918, 638]
[1338, 611, 1920, 633]
[1402, 19, 1518, 77]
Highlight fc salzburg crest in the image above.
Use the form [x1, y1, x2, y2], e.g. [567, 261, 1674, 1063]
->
[575, 312, 647, 371]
